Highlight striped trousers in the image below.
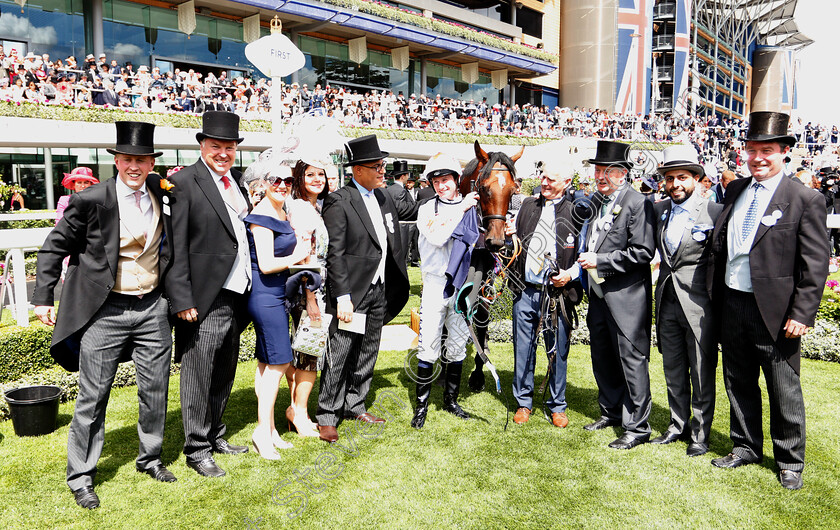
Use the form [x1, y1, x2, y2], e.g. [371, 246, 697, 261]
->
[721, 287, 806, 471]
[317, 282, 386, 427]
[180, 290, 244, 461]
[67, 292, 171, 490]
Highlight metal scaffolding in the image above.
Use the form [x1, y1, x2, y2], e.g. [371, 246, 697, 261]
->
[688, 0, 812, 118]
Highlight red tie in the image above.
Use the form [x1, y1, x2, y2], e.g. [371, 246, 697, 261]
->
[221, 175, 232, 190]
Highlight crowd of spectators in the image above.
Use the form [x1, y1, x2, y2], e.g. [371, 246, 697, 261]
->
[2, 46, 839, 172]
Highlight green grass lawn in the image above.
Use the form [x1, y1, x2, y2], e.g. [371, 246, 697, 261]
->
[1, 267, 840, 529]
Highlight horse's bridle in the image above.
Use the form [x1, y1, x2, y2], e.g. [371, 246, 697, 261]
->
[468, 166, 511, 228]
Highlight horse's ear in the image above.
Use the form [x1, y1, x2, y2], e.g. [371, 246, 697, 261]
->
[510, 146, 525, 162]
[474, 140, 488, 163]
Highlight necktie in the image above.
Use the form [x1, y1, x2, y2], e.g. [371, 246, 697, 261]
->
[741, 182, 762, 242]
[665, 205, 682, 255]
[133, 190, 142, 211]
[600, 195, 613, 217]
[221, 175, 232, 190]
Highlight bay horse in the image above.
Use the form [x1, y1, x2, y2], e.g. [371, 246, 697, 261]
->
[457, 140, 523, 392]
[459, 140, 524, 252]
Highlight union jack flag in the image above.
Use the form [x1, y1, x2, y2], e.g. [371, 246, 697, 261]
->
[673, 0, 692, 110]
[616, 0, 653, 114]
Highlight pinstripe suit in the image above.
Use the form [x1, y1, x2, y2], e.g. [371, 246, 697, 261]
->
[317, 180, 410, 426]
[710, 174, 829, 470]
[168, 160, 249, 462]
[33, 175, 174, 490]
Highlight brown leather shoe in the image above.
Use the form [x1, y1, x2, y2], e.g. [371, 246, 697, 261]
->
[319, 425, 338, 443]
[513, 407, 531, 424]
[551, 412, 569, 428]
[354, 413, 386, 424]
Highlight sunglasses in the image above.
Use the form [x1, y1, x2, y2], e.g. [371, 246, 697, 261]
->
[360, 162, 387, 172]
[268, 176, 295, 187]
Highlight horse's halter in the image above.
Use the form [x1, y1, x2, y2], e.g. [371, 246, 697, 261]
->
[465, 164, 512, 229]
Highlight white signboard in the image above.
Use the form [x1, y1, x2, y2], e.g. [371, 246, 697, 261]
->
[245, 33, 305, 78]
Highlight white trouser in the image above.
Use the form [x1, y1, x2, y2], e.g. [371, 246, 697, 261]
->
[418, 273, 469, 364]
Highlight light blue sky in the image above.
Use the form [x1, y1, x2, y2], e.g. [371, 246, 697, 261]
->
[793, 0, 838, 126]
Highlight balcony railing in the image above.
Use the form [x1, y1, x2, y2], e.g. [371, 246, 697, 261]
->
[653, 35, 675, 50]
[656, 66, 674, 81]
[653, 2, 676, 19]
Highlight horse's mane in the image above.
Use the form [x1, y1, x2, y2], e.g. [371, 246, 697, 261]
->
[477, 151, 517, 182]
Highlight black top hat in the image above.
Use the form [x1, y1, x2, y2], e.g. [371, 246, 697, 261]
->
[196, 111, 244, 144]
[745, 111, 796, 147]
[106, 121, 162, 157]
[388, 160, 411, 178]
[344, 134, 388, 167]
[587, 140, 632, 170]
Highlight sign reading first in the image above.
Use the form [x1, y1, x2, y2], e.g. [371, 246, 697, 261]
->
[245, 32, 305, 78]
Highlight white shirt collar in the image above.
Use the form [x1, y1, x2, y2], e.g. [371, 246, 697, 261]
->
[750, 169, 784, 195]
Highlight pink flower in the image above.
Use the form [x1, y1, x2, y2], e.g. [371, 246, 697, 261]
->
[827, 280, 839, 289]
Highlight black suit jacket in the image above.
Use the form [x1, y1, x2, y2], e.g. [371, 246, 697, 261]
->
[385, 183, 418, 221]
[416, 186, 436, 204]
[709, 174, 829, 372]
[510, 194, 585, 305]
[32, 174, 174, 371]
[167, 160, 247, 330]
[322, 180, 410, 326]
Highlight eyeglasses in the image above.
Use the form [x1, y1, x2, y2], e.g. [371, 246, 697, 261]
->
[268, 176, 295, 187]
[360, 162, 387, 172]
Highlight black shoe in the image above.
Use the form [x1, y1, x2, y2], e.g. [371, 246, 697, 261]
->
[650, 430, 684, 445]
[584, 417, 619, 431]
[608, 433, 649, 450]
[686, 442, 709, 457]
[779, 469, 803, 490]
[711, 453, 759, 469]
[411, 403, 429, 429]
[136, 463, 177, 482]
[72, 486, 100, 510]
[187, 457, 226, 478]
[442, 362, 470, 419]
[212, 438, 248, 455]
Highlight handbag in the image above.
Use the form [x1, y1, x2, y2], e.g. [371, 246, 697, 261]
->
[291, 311, 331, 358]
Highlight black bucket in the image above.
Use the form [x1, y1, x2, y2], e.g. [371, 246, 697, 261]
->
[4, 385, 62, 437]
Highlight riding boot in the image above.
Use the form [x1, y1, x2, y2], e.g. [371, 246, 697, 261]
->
[411, 363, 434, 429]
[443, 362, 470, 419]
[435, 328, 449, 387]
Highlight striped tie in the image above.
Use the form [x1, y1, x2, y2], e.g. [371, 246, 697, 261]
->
[741, 182, 762, 242]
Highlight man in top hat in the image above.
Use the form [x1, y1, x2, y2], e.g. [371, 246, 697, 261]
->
[385, 160, 419, 266]
[708, 111, 829, 490]
[317, 134, 412, 443]
[167, 111, 252, 477]
[33, 121, 176, 509]
[577, 140, 656, 449]
[416, 174, 436, 203]
[650, 145, 723, 457]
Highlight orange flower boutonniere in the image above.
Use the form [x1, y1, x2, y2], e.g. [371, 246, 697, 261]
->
[160, 178, 175, 191]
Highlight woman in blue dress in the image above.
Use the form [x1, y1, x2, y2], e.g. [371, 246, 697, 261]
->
[244, 165, 311, 460]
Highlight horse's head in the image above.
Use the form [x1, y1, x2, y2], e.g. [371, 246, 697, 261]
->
[461, 140, 523, 252]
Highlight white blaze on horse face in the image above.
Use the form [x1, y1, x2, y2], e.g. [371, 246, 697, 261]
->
[496, 168, 508, 189]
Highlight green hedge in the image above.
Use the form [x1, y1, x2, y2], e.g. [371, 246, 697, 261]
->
[0, 323, 54, 383]
[0, 325, 257, 421]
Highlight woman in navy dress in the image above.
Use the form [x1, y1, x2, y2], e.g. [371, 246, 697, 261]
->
[244, 166, 311, 460]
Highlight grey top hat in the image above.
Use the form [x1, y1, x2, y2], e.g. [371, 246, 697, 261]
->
[196, 111, 244, 144]
[106, 121, 162, 157]
[656, 144, 704, 178]
[745, 111, 796, 147]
